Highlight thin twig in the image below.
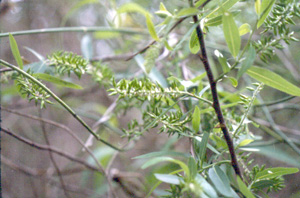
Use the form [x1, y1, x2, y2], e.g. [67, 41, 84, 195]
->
[38, 109, 71, 198]
[1, 128, 101, 172]
[189, 0, 243, 179]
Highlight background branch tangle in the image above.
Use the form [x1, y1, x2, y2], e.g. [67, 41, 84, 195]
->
[1, 0, 300, 197]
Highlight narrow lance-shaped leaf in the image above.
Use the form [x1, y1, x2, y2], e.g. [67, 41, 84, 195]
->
[192, 106, 201, 132]
[9, 33, 23, 69]
[33, 73, 83, 89]
[146, 13, 159, 41]
[222, 11, 241, 58]
[237, 176, 256, 198]
[206, 0, 240, 18]
[237, 45, 256, 79]
[257, 0, 276, 28]
[208, 166, 234, 197]
[189, 29, 200, 54]
[255, 167, 299, 180]
[247, 66, 300, 96]
[177, 7, 199, 17]
[255, 0, 261, 15]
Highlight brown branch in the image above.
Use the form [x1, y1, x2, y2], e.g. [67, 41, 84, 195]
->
[1, 156, 100, 197]
[189, 1, 243, 179]
[38, 110, 71, 198]
[1, 127, 101, 172]
[2, 107, 117, 197]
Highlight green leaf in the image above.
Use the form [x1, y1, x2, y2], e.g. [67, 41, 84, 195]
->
[257, 0, 276, 28]
[198, 132, 209, 162]
[133, 151, 189, 159]
[237, 45, 256, 79]
[177, 7, 199, 17]
[33, 73, 83, 89]
[214, 50, 230, 73]
[142, 157, 190, 178]
[238, 139, 254, 147]
[9, 33, 23, 69]
[117, 2, 151, 17]
[195, 174, 218, 197]
[237, 176, 256, 198]
[155, 10, 172, 18]
[239, 23, 251, 36]
[255, 0, 261, 15]
[247, 66, 300, 96]
[227, 76, 238, 87]
[154, 174, 183, 185]
[188, 157, 197, 180]
[222, 11, 241, 58]
[241, 143, 300, 168]
[206, 0, 240, 18]
[146, 13, 159, 41]
[189, 29, 200, 54]
[255, 167, 299, 180]
[192, 106, 201, 132]
[204, 11, 240, 27]
[195, 0, 207, 8]
[159, 2, 168, 11]
[208, 166, 236, 197]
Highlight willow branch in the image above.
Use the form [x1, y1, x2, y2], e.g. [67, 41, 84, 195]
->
[0, 26, 146, 38]
[189, 0, 242, 179]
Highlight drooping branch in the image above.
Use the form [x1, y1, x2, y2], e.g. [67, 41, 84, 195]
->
[189, 0, 243, 179]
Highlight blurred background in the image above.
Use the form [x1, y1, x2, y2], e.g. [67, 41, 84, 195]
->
[1, 0, 300, 197]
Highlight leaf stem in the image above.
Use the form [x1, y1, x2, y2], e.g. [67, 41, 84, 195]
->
[0, 59, 123, 151]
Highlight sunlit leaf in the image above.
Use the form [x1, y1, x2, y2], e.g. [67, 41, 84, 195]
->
[222, 11, 241, 58]
[9, 34, 23, 69]
[255, 0, 261, 14]
[239, 23, 251, 36]
[146, 13, 159, 41]
[247, 66, 300, 96]
[238, 139, 254, 147]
